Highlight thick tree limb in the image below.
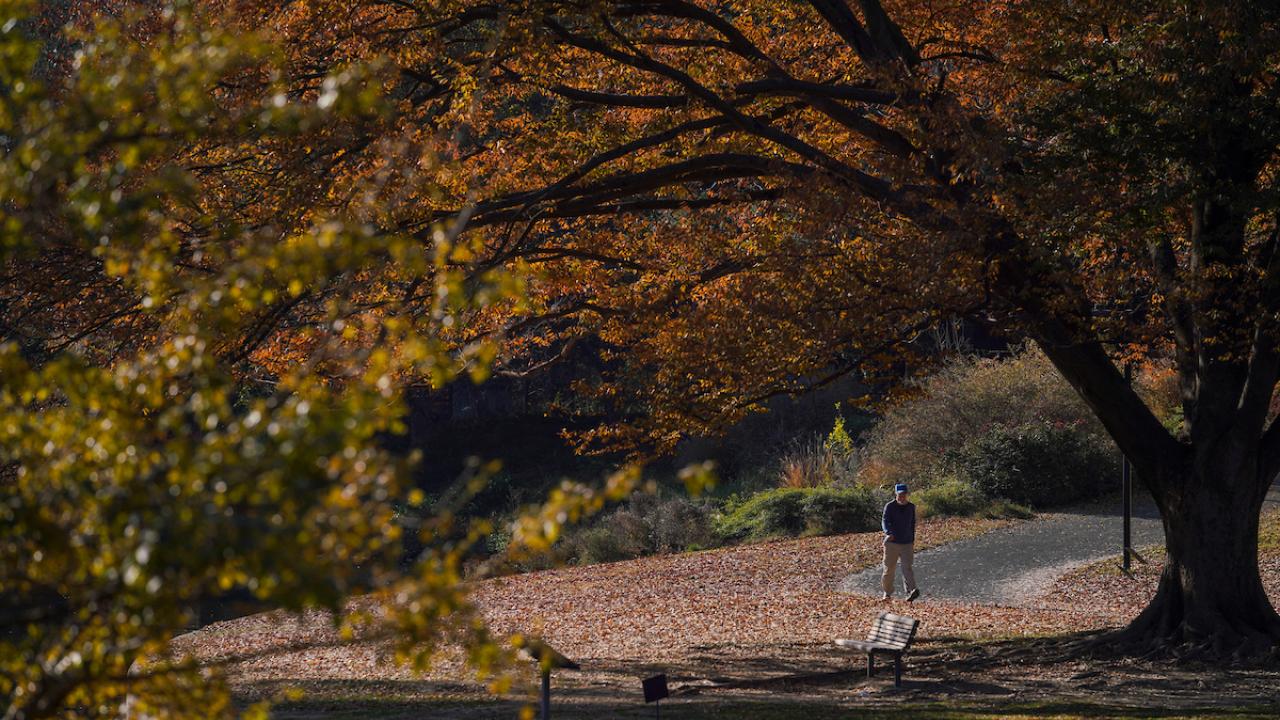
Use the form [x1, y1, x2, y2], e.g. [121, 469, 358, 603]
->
[533, 115, 731, 201]
[801, 96, 919, 159]
[447, 152, 803, 229]
[544, 19, 908, 208]
[803, 0, 881, 62]
[615, 0, 774, 64]
[856, 0, 921, 66]
[1246, 224, 1280, 484]
[480, 188, 786, 227]
[734, 77, 899, 106]
[520, 247, 646, 271]
[1148, 235, 1199, 412]
[546, 84, 690, 108]
[1187, 199, 1254, 445]
[1033, 327, 1183, 490]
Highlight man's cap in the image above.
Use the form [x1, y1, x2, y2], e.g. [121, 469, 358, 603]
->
[894, 483, 909, 494]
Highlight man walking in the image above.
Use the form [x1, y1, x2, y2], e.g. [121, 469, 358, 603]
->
[882, 483, 920, 602]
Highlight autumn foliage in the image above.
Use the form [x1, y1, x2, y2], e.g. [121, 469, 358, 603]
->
[7, 7, 1280, 719]
[185, 0, 1280, 656]
[0, 3, 647, 718]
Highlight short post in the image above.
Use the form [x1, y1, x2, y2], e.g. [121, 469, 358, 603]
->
[540, 669, 551, 720]
[866, 653, 874, 678]
[1122, 454, 1132, 571]
[1122, 362, 1133, 572]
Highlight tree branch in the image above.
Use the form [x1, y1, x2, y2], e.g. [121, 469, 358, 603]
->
[452, 152, 804, 228]
[532, 115, 730, 201]
[546, 84, 690, 108]
[615, 0, 774, 64]
[1148, 234, 1199, 412]
[856, 0, 921, 66]
[803, 0, 880, 62]
[1033, 326, 1184, 491]
[734, 77, 899, 106]
[1245, 222, 1280, 484]
[544, 18, 899, 203]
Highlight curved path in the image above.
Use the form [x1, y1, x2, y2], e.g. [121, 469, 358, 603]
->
[837, 483, 1280, 606]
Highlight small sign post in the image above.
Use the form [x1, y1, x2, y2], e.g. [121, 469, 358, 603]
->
[516, 639, 579, 720]
[642, 674, 668, 719]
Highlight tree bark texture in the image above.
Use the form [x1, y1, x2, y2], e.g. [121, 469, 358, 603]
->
[1115, 445, 1280, 657]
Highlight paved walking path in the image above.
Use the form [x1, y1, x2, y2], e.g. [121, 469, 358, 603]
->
[837, 483, 1280, 606]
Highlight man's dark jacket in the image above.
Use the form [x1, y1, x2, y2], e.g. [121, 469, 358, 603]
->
[882, 500, 915, 544]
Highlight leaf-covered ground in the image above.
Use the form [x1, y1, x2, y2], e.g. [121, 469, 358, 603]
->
[174, 513, 1280, 718]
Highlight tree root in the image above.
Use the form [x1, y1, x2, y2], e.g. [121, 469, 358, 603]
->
[1084, 623, 1280, 666]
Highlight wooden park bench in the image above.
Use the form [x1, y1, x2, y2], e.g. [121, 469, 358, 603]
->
[834, 612, 919, 687]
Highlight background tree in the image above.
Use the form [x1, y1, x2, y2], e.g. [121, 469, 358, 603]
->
[0, 3, 639, 718]
[193, 0, 1280, 657]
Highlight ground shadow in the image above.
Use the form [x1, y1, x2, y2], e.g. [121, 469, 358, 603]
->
[234, 630, 1280, 719]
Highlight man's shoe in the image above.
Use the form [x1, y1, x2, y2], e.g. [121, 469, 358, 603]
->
[881, 592, 892, 601]
[906, 588, 920, 602]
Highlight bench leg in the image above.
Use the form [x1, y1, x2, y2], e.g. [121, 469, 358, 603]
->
[893, 655, 903, 687]
[866, 652, 874, 678]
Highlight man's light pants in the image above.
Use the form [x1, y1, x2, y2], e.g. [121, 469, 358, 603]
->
[882, 541, 916, 596]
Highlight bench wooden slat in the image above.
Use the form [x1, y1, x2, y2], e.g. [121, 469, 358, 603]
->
[867, 635, 911, 647]
[866, 618, 916, 646]
[835, 638, 901, 653]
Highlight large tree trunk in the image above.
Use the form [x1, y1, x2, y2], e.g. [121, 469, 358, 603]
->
[1117, 457, 1280, 659]
[1035, 339, 1280, 659]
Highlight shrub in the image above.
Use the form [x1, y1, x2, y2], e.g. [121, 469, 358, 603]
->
[825, 404, 857, 457]
[913, 477, 991, 518]
[799, 487, 881, 535]
[484, 526, 512, 555]
[712, 390, 873, 489]
[777, 438, 839, 488]
[943, 423, 1116, 508]
[857, 346, 1137, 508]
[714, 486, 879, 543]
[560, 494, 715, 565]
[571, 519, 647, 564]
[776, 415, 860, 489]
[859, 347, 1113, 491]
[913, 476, 1034, 519]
